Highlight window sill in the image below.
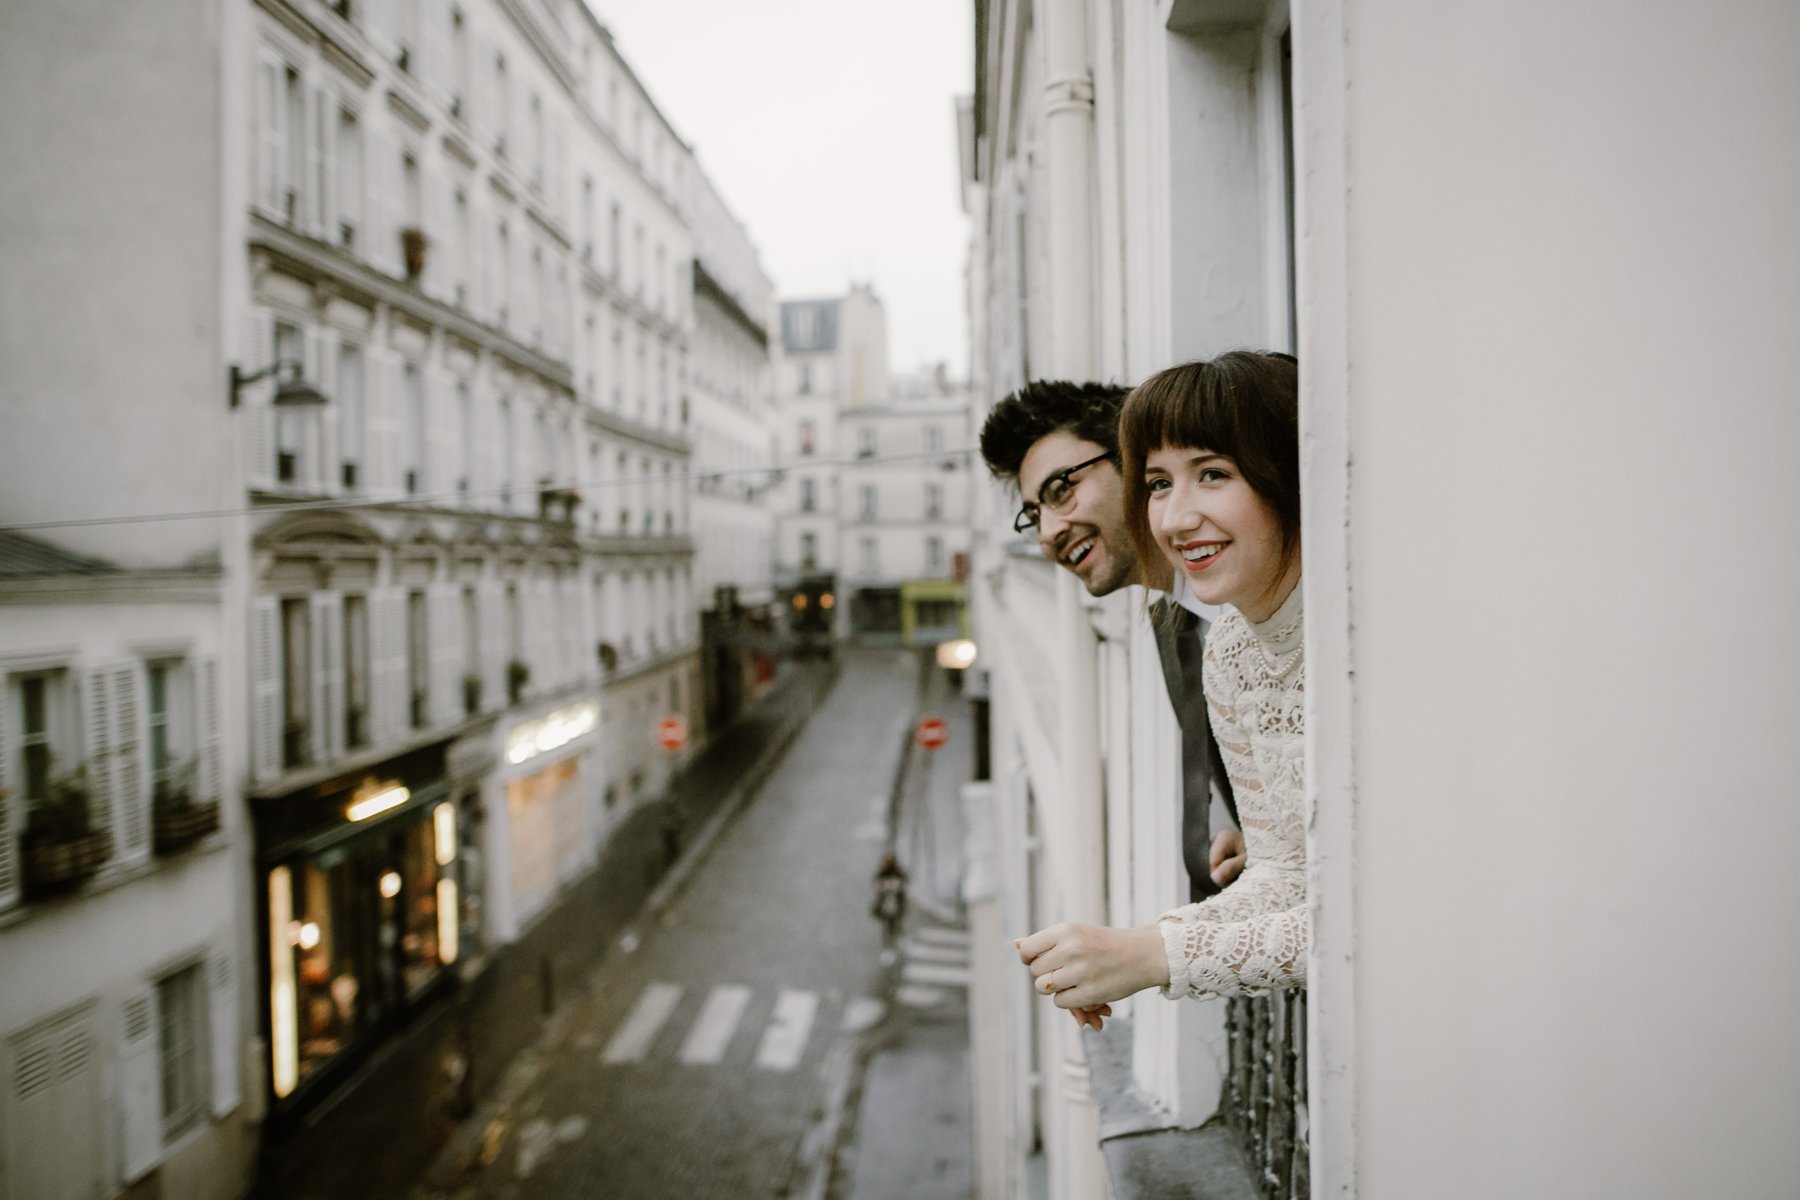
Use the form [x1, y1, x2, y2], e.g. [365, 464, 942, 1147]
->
[1082, 1016, 1260, 1200]
[0, 832, 229, 930]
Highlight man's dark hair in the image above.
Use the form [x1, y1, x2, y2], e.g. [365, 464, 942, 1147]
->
[978, 380, 1131, 485]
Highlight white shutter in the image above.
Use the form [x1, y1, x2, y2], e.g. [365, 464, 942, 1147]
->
[319, 86, 340, 244]
[430, 584, 461, 726]
[310, 593, 343, 765]
[0, 678, 13, 907]
[313, 326, 341, 495]
[118, 987, 162, 1182]
[426, 366, 453, 500]
[257, 57, 284, 215]
[371, 589, 405, 745]
[196, 657, 223, 806]
[479, 580, 504, 707]
[423, 167, 449, 304]
[11, 1008, 102, 1198]
[209, 950, 242, 1117]
[529, 579, 553, 692]
[366, 348, 401, 498]
[111, 663, 150, 864]
[81, 668, 118, 857]
[368, 129, 395, 276]
[251, 598, 282, 782]
[477, 385, 501, 511]
[305, 84, 326, 238]
[245, 310, 276, 489]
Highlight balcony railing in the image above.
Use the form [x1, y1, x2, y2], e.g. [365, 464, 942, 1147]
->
[1224, 990, 1309, 1200]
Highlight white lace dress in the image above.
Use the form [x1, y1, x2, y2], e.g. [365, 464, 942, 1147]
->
[1159, 582, 1307, 998]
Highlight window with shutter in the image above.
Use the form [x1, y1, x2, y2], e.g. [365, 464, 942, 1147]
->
[0, 681, 13, 907]
[111, 663, 150, 864]
[5, 1005, 103, 1199]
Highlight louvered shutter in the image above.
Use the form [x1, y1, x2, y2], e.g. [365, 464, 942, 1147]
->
[196, 657, 222, 806]
[426, 365, 454, 501]
[257, 57, 284, 215]
[310, 593, 343, 765]
[82, 668, 117, 857]
[372, 589, 406, 745]
[119, 987, 162, 1181]
[530, 578, 553, 692]
[423, 167, 449, 304]
[479, 580, 504, 708]
[366, 348, 400, 498]
[245, 311, 276, 489]
[111, 663, 150, 865]
[430, 584, 461, 726]
[368, 129, 396, 276]
[210, 949, 242, 1117]
[305, 83, 326, 238]
[312, 326, 341, 495]
[250, 598, 282, 782]
[0, 682, 16, 907]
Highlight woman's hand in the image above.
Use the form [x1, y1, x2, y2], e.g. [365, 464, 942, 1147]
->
[1013, 922, 1170, 1013]
[1209, 828, 1246, 887]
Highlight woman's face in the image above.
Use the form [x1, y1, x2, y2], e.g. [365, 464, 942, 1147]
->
[1144, 445, 1297, 622]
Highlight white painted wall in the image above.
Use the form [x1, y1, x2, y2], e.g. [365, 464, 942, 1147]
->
[1300, 2, 1800, 1194]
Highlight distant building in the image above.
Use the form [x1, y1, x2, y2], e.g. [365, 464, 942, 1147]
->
[773, 288, 970, 649]
[0, 0, 768, 1194]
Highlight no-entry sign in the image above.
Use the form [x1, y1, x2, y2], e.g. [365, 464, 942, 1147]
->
[656, 715, 688, 752]
[916, 716, 949, 751]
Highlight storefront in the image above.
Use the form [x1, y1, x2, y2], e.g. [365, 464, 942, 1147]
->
[254, 744, 463, 1116]
[488, 698, 602, 940]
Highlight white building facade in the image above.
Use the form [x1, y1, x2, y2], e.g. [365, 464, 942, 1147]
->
[0, 0, 767, 1194]
[964, 2, 1800, 1199]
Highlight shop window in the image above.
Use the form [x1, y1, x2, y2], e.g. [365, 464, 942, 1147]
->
[273, 802, 455, 1097]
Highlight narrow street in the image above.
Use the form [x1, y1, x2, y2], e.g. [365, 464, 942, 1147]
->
[414, 646, 968, 1199]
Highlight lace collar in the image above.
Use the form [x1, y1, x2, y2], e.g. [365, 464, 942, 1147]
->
[1245, 579, 1304, 676]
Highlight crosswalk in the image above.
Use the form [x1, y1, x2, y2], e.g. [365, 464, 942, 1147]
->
[600, 983, 884, 1072]
[896, 924, 972, 1008]
[597, 926, 974, 1070]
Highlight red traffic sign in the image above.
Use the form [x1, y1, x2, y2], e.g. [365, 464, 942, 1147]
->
[656, 715, 688, 752]
[915, 716, 949, 751]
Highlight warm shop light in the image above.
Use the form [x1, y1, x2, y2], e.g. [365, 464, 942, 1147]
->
[936, 638, 978, 670]
[505, 702, 598, 766]
[346, 784, 410, 822]
[792, 593, 809, 610]
[292, 922, 321, 950]
[269, 867, 298, 1099]
[434, 803, 457, 867]
[379, 871, 402, 899]
[438, 878, 460, 965]
[819, 592, 835, 610]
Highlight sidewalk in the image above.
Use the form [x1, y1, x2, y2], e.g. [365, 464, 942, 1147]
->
[837, 659, 977, 1199]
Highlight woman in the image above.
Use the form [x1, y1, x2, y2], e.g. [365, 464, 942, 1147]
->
[1013, 351, 1305, 1027]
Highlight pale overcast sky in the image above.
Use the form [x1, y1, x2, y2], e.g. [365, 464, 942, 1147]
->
[586, 0, 973, 380]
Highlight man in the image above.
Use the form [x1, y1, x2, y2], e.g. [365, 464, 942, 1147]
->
[978, 381, 1243, 897]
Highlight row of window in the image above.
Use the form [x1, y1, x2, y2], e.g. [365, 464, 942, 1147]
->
[251, 571, 693, 783]
[794, 534, 953, 579]
[250, 311, 686, 532]
[793, 422, 950, 460]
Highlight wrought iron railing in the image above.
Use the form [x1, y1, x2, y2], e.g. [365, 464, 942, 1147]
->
[1224, 990, 1309, 1199]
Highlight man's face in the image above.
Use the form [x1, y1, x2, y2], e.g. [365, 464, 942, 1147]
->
[1017, 430, 1139, 596]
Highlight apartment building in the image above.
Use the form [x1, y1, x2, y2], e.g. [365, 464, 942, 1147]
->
[0, 1, 771, 1194]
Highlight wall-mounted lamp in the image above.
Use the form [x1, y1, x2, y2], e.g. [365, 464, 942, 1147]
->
[228, 359, 328, 409]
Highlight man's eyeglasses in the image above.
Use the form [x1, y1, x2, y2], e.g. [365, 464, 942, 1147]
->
[1013, 452, 1115, 533]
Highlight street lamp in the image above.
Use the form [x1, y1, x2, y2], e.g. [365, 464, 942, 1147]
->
[227, 359, 328, 409]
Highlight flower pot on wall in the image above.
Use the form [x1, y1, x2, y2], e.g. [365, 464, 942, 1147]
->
[152, 791, 221, 855]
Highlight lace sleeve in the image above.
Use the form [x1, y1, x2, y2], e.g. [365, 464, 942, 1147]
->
[1155, 611, 1309, 998]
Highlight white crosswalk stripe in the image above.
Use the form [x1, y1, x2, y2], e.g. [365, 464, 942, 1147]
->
[601, 982, 683, 1064]
[898, 924, 972, 999]
[754, 989, 820, 1071]
[601, 983, 880, 1073]
[679, 985, 752, 1064]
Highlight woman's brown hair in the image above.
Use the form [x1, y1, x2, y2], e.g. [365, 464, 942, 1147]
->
[1118, 351, 1301, 598]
